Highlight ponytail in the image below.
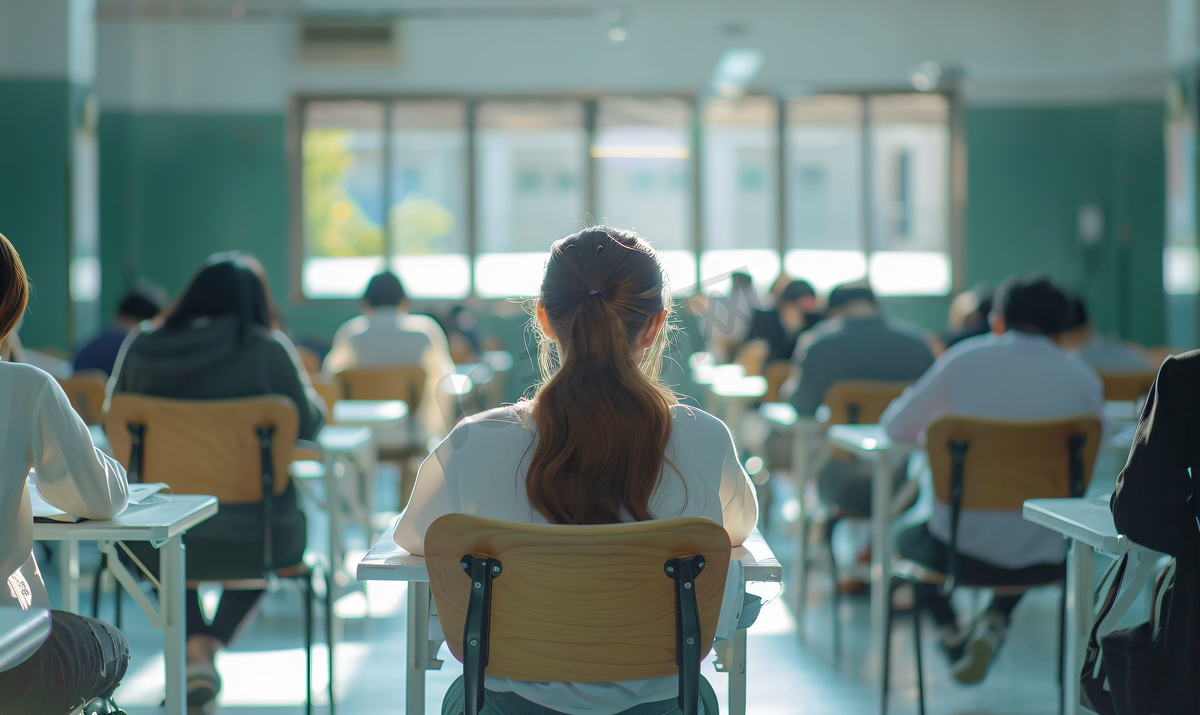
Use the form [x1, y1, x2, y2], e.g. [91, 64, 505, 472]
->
[527, 227, 678, 525]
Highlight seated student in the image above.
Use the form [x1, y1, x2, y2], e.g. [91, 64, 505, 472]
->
[1056, 295, 1154, 372]
[881, 275, 1105, 684]
[744, 279, 819, 363]
[110, 252, 324, 709]
[787, 281, 935, 517]
[323, 271, 456, 436]
[940, 283, 993, 351]
[391, 227, 758, 715]
[1111, 352, 1200, 712]
[73, 290, 162, 376]
[703, 271, 761, 363]
[0, 233, 132, 714]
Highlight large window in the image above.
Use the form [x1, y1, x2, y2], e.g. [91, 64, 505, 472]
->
[297, 93, 955, 300]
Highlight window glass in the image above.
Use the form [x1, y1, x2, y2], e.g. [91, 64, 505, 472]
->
[701, 96, 779, 294]
[475, 101, 586, 297]
[389, 101, 470, 299]
[595, 97, 694, 294]
[302, 101, 386, 299]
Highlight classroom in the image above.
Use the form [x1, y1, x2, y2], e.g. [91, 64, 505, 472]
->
[0, 1, 1195, 714]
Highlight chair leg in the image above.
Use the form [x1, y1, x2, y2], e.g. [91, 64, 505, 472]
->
[912, 601, 926, 715]
[881, 579, 896, 715]
[795, 514, 811, 642]
[325, 566, 335, 715]
[92, 553, 106, 618]
[1058, 584, 1066, 715]
[304, 575, 313, 715]
[114, 580, 122, 629]
[826, 519, 841, 666]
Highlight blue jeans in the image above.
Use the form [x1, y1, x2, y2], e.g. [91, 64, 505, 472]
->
[441, 675, 719, 715]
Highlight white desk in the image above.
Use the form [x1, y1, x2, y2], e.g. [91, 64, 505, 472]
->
[357, 523, 782, 715]
[1023, 498, 1161, 715]
[333, 399, 408, 425]
[294, 427, 378, 582]
[0, 606, 51, 671]
[33, 494, 219, 715]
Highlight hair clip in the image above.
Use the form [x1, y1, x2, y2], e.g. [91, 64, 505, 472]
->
[596, 244, 604, 252]
[588, 290, 604, 298]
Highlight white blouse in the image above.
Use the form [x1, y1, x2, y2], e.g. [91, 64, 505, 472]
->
[392, 402, 757, 715]
[1, 362, 128, 610]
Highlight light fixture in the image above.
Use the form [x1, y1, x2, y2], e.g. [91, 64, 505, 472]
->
[708, 47, 764, 100]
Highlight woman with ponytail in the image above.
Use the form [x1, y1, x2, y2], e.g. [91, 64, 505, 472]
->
[393, 227, 757, 715]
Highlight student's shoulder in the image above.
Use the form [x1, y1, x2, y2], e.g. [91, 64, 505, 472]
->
[0, 360, 56, 386]
[443, 404, 532, 451]
[333, 315, 370, 338]
[668, 404, 734, 444]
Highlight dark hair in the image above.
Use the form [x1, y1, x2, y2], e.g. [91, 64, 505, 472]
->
[828, 281, 876, 309]
[782, 280, 816, 303]
[363, 272, 406, 308]
[0, 233, 29, 341]
[1062, 295, 1090, 332]
[164, 252, 276, 341]
[528, 226, 678, 525]
[116, 292, 161, 322]
[994, 274, 1072, 335]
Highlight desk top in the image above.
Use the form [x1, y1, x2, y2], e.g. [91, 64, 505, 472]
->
[357, 521, 783, 584]
[32, 494, 218, 541]
[333, 400, 408, 425]
[1022, 497, 1127, 554]
[826, 424, 892, 457]
[0, 607, 50, 671]
[710, 374, 768, 398]
[317, 425, 375, 453]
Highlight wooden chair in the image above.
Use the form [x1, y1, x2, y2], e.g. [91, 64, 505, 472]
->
[798, 379, 911, 663]
[881, 415, 1102, 715]
[296, 346, 323, 376]
[310, 373, 343, 415]
[1097, 370, 1157, 402]
[105, 394, 334, 714]
[426, 514, 731, 715]
[57, 373, 108, 426]
[735, 339, 769, 377]
[762, 360, 791, 404]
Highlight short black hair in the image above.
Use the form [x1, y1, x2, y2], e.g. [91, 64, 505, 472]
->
[363, 272, 406, 308]
[782, 280, 816, 303]
[827, 281, 875, 310]
[1062, 295, 1090, 332]
[116, 292, 161, 322]
[994, 275, 1072, 335]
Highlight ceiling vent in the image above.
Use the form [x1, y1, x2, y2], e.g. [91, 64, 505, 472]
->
[297, 19, 402, 66]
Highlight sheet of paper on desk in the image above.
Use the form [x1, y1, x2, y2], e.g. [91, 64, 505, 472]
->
[29, 481, 172, 522]
[128, 483, 171, 504]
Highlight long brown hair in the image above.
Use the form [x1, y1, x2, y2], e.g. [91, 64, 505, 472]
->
[0, 233, 29, 343]
[527, 227, 678, 525]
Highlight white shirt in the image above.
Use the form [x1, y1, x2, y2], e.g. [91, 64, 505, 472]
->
[391, 402, 757, 715]
[881, 331, 1106, 568]
[1, 362, 128, 610]
[323, 308, 456, 436]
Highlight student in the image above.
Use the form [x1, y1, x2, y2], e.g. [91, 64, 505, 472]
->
[703, 271, 761, 362]
[744, 279, 819, 363]
[940, 283, 993, 350]
[323, 271, 456, 435]
[786, 281, 934, 517]
[0, 233, 131, 714]
[1056, 295, 1154, 372]
[1111, 351, 1200, 712]
[109, 252, 324, 709]
[391, 227, 758, 715]
[73, 291, 162, 376]
[881, 275, 1105, 684]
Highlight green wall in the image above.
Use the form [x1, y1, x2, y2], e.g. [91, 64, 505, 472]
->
[0, 80, 72, 350]
[93, 101, 1168, 360]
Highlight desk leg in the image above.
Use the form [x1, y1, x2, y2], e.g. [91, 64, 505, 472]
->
[324, 456, 345, 587]
[58, 540, 79, 613]
[1064, 539, 1093, 715]
[869, 453, 893, 695]
[792, 426, 809, 630]
[161, 535, 186, 715]
[407, 582, 431, 715]
[727, 628, 747, 715]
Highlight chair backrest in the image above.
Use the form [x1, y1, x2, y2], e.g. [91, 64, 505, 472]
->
[57, 376, 107, 426]
[105, 394, 298, 504]
[1097, 370, 1157, 402]
[927, 415, 1103, 511]
[822, 379, 910, 425]
[426, 514, 731, 683]
[763, 360, 791, 403]
[336, 365, 425, 412]
[735, 339, 768, 377]
[295, 346, 323, 375]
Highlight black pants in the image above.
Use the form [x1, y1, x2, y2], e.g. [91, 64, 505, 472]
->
[0, 611, 129, 715]
[897, 523, 1065, 628]
[186, 589, 266, 645]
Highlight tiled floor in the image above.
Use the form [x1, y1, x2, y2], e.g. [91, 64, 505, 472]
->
[41, 461, 1079, 714]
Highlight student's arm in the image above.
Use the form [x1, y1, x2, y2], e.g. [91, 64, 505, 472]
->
[270, 333, 326, 441]
[321, 323, 356, 375]
[1112, 357, 1196, 557]
[716, 419, 758, 546]
[31, 373, 129, 520]
[880, 354, 953, 442]
[419, 318, 457, 434]
[392, 439, 454, 555]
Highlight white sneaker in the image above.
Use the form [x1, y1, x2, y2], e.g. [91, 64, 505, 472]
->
[951, 611, 1007, 684]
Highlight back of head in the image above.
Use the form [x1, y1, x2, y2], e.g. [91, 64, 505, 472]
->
[827, 281, 876, 315]
[0, 233, 28, 343]
[164, 252, 275, 341]
[117, 292, 162, 323]
[994, 274, 1072, 336]
[529, 227, 677, 525]
[782, 279, 816, 304]
[1062, 295, 1090, 332]
[364, 272, 406, 308]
